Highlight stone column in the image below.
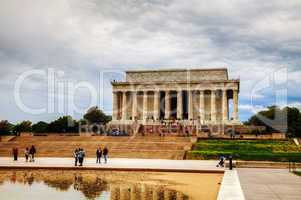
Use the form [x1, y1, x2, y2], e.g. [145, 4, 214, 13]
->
[199, 90, 205, 121]
[110, 185, 120, 200]
[153, 91, 160, 120]
[120, 187, 127, 200]
[132, 91, 137, 120]
[176, 192, 184, 200]
[232, 89, 238, 121]
[211, 90, 216, 122]
[177, 90, 183, 120]
[130, 185, 137, 200]
[164, 91, 170, 119]
[152, 187, 158, 200]
[122, 91, 127, 120]
[141, 184, 147, 200]
[164, 190, 170, 200]
[112, 92, 118, 120]
[188, 90, 193, 120]
[143, 91, 148, 120]
[222, 89, 228, 121]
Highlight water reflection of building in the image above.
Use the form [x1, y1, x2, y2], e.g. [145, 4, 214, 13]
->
[74, 175, 108, 199]
[0, 170, 189, 200]
[110, 184, 187, 200]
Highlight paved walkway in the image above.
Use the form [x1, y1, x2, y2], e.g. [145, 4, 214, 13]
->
[217, 169, 245, 200]
[0, 157, 224, 172]
[237, 168, 301, 200]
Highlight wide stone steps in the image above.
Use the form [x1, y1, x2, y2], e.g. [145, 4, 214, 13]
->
[12, 136, 191, 142]
[0, 136, 191, 160]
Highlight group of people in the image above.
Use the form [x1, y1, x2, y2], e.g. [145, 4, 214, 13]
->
[73, 146, 108, 167]
[96, 146, 109, 164]
[12, 145, 109, 167]
[73, 148, 86, 167]
[12, 145, 36, 162]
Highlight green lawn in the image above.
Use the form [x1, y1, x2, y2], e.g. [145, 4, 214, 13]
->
[188, 139, 301, 162]
[293, 171, 301, 177]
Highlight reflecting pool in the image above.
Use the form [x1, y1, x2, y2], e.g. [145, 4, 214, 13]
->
[0, 170, 222, 200]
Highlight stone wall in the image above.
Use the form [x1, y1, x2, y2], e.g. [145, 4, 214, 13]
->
[240, 133, 286, 139]
[126, 68, 228, 83]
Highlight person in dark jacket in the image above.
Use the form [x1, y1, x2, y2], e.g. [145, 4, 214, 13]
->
[103, 146, 108, 164]
[74, 148, 79, 166]
[29, 145, 36, 162]
[78, 148, 85, 166]
[96, 147, 102, 164]
[12, 147, 18, 161]
[24, 147, 29, 162]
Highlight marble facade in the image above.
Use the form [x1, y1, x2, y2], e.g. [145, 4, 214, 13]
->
[111, 68, 240, 125]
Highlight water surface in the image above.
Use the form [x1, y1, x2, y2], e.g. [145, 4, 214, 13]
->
[0, 170, 189, 200]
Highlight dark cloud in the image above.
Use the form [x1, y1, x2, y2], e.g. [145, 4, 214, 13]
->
[0, 0, 300, 122]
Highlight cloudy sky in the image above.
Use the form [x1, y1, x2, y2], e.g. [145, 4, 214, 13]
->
[0, 0, 301, 123]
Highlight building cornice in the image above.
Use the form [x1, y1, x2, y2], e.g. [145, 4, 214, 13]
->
[111, 79, 239, 85]
[125, 67, 228, 73]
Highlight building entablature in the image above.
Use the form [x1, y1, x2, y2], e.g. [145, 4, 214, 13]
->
[112, 80, 240, 92]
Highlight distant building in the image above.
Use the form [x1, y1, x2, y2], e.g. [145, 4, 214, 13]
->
[111, 68, 240, 125]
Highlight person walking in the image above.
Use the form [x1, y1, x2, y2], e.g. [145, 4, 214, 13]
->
[12, 147, 18, 161]
[29, 145, 36, 162]
[96, 147, 102, 164]
[216, 155, 225, 167]
[103, 146, 108, 164]
[78, 148, 85, 167]
[73, 148, 79, 166]
[78, 148, 82, 166]
[24, 147, 29, 162]
[81, 148, 86, 166]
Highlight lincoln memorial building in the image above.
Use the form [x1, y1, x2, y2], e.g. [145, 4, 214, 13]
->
[111, 68, 240, 125]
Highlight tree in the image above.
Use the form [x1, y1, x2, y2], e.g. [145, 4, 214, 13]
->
[246, 105, 301, 137]
[0, 120, 13, 135]
[83, 106, 111, 124]
[285, 107, 301, 137]
[48, 116, 78, 133]
[13, 120, 32, 133]
[32, 121, 49, 133]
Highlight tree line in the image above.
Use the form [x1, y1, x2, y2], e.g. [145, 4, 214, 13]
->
[0, 106, 111, 135]
[0, 105, 300, 137]
[244, 105, 301, 138]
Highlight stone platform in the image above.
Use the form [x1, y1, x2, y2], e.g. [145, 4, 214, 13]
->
[0, 135, 192, 159]
[0, 157, 223, 173]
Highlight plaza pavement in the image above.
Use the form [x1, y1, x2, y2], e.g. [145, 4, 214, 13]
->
[0, 157, 224, 172]
[237, 168, 301, 200]
[218, 169, 245, 200]
[2, 157, 300, 200]
[0, 157, 248, 200]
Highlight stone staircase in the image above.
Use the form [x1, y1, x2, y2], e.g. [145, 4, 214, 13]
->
[0, 135, 192, 160]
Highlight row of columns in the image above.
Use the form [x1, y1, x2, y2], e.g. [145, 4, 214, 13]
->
[113, 89, 239, 122]
[110, 184, 185, 200]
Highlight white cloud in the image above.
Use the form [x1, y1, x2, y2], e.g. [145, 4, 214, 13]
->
[285, 102, 301, 109]
[0, 0, 301, 122]
[239, 104, 267, 113]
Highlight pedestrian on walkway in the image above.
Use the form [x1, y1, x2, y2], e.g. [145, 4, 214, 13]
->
[29, 145, 36, 162]
[96, 147, 102, 164]
[12, 147, 18, 161]
[78, 148, 85, 166]
[73, 148, 79, 166]
[24, 147, 29, 162]
[216, 155, 225, 167]
[103, 146, 108, 164]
